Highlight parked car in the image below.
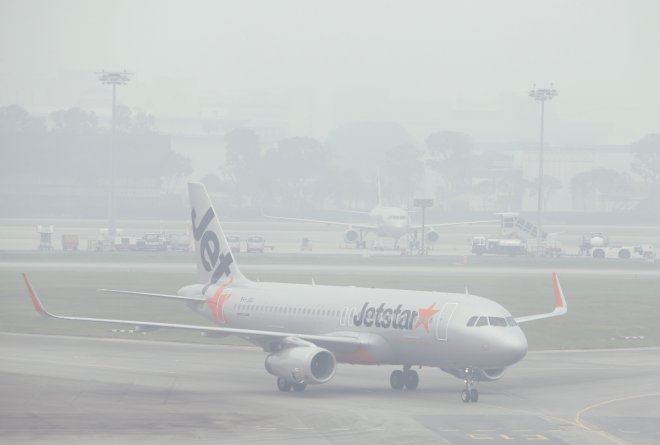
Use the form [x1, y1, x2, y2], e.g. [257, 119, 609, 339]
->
[246, 235, 265, 253]
[227, 235, 242, 253]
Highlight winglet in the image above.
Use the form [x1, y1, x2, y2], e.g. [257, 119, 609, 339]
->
[22, 273, 48, 316]
[514, 273, 567, 324]
[552, 272, 567, 312]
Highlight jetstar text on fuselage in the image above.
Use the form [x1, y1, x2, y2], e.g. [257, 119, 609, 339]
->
[353, 302, 419, 330]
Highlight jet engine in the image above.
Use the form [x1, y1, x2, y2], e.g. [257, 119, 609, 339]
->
[343, 229, 359, 244]
[441, 367, 506, 382]
[425, 230, 440, 245]
[265, 346, 336, 384]
[475, 368, 506, 381]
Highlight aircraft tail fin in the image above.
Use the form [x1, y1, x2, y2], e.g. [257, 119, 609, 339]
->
[188, 182, 248, 287]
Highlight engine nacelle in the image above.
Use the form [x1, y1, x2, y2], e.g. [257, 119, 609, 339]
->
[265, 346, 336, 384]
[476, 368, 506, 381]
[425, 230, 440, 245]
[441, 367, 507, 382]
[343, 229, 359, 244]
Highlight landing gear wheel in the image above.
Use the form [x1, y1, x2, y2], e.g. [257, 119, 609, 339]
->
[461, 367, 479, 402]
[292, 382, 307, 392]
[403, 370, 419, 390]
[390, 370, 405, 390]
[461, 388, 478, 402]
[277, 378, 292, 392]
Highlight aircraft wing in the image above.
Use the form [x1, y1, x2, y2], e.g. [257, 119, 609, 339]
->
[410, 219, 499, 230]
[22, 273, 363, 348]
[98, 289, 204, 302]
[262, 213, 377, 231]
[515, 273, 567, 323]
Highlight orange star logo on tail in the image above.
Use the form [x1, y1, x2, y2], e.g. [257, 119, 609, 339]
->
[206, 278, 233, 323]
[414, 303, 440, 333]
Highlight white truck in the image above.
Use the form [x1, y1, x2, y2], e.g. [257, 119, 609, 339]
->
[586, 244, 655, 260]
[135, 232, 168, 251]
[579, 232, 655, 260]
[246, 235, 266, 253]
[227, 235, 242, 253]
[471, 237, 526, 256]
[472, 236, 562, 257]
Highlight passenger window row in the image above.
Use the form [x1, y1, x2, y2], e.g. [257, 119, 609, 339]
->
[234, 304, 340, 318]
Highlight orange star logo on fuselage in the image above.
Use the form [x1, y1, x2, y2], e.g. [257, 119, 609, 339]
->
[414, 303, 440, 333]
[206, 278, 233, 323]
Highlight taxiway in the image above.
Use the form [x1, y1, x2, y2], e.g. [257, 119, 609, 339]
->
[1, 333, 659, 445]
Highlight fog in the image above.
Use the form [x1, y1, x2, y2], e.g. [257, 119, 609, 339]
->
[1, 0, 659, 218]
[3, 0, 660, 142]
[2, 3, 660, 442]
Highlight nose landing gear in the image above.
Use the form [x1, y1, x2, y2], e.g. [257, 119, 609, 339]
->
[461, 368, 479, 403]
[390, 366, 419, 390]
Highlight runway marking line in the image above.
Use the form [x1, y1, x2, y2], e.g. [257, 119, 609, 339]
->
[575, 392, 660, 445]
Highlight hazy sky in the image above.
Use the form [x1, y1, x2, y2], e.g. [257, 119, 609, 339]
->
[1, 0, 659, 145]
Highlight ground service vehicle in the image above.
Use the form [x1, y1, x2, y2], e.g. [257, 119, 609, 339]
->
[61, 234, 79, 251]
[135, 233, 167, 251]
[227, 235, 242, 253]
[472, 237, 525, 256]
[300, 237, 313, 251]
[246, 235, 265, 253]
[587, 244, 654, 260]
[578, 232, 654, 260]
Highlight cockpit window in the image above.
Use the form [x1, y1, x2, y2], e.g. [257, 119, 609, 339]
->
[468, 316, 517, 327]
[489, 317, 507, 327]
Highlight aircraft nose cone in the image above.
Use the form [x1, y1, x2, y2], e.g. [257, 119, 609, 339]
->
[504, 331, 528, 364]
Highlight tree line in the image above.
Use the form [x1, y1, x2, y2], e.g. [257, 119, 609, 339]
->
[1, 104, 658, 214]
[0, 104, 191, 194]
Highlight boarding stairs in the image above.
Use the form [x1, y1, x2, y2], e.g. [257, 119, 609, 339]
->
[498, 213, 547, 242]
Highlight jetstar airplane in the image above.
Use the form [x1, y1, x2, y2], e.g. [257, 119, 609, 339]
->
[23, 183, 567, 403]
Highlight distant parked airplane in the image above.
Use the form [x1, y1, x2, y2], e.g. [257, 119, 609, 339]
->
[264, 178, 496, 248]
[24, 183, 567, 402]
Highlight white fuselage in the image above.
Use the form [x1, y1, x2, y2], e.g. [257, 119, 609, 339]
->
[189, 281, 528, 371]
[369, 206, 411, 240]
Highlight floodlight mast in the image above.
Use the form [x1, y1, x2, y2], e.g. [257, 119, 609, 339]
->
[97, 70, 132, 239]
[528, 85, 558, 247]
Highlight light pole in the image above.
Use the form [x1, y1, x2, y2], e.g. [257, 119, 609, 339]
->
[528, 85, 557, 246]
[97, 70, 132, 239]
[413, 198, 434, 255]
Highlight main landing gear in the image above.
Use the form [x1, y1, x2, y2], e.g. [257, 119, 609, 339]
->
[277, 377, 307, 392]
[390, 366, 419, 390]
[461, 368, 479, 403]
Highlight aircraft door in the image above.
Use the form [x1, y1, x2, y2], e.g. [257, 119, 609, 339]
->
[434, 302, 458, 341]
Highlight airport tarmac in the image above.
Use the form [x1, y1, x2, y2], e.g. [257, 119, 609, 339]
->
[1, 333, 659, 445]
[3, 217, 660, 255]
[2, 259, 659, 278]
